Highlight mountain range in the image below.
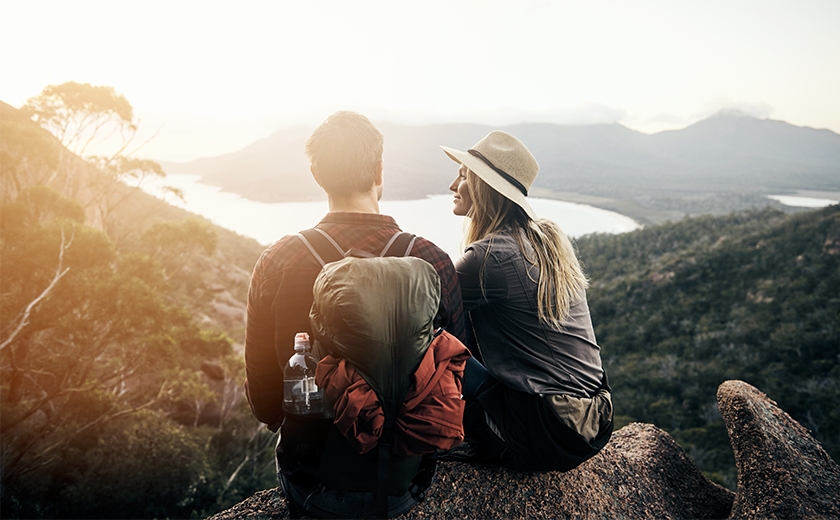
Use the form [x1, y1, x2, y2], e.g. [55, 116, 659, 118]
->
[160, 111, 840, 223]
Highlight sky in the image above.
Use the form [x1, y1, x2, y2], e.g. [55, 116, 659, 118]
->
[2, 0, 839, 162]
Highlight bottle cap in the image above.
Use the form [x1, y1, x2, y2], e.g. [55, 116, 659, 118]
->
[294, 332, 310, 351]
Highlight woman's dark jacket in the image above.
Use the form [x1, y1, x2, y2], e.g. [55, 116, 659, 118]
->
[456, 229, 613, 470]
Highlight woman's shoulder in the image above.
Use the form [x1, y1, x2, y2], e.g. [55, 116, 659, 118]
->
[467, 229, 518, 249]
[466, 229, 520, 256]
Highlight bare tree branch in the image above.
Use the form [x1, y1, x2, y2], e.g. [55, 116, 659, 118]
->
[222, 456, 250, 493]
[122, 115, 166, 159]
[0, 226, 74, 352]
[33, 381, 169, 464]
[5, 381, 169, 483]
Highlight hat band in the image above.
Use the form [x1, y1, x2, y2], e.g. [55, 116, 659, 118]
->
[468, 149, 528, 196]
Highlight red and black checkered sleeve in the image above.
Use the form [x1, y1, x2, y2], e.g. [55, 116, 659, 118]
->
[411, 238, 466, 344]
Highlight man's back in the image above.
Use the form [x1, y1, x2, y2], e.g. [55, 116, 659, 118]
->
[245, 110, 466, 518]
[245, 211, 465, 429]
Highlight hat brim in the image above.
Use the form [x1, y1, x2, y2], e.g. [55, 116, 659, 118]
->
[440, 145, 538, 220]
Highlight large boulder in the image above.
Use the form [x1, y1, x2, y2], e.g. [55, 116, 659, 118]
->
[409, 422, 734, 519]
[717, 380, 840, 519]
[208, 423, 733, 519]
[209, 380, 840, 519]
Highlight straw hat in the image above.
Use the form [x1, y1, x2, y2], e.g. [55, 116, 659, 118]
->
[440, 131, 539, 220]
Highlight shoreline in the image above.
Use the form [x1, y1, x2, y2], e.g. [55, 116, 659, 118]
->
[529, 188, 680, 226]
[167, 174, 837, 234]
[141, 175, 641, 255]
[190, 174, 656, 227]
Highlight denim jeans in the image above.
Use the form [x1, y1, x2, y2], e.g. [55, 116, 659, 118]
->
[462, 356, 496, 402]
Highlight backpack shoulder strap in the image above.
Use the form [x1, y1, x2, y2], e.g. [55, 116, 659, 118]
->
[297, 228, 345, 267]
[300, 229, 417, 266]
[377, 398, 399, 519]
[380, 231, 416, 258]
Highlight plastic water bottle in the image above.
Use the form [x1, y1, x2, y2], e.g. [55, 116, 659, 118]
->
[283, 332, 328, 417]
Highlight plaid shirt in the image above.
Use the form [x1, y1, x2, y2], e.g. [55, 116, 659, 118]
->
[245, 212, 466, 429]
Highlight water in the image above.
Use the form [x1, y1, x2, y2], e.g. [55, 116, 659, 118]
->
[283, 376, 326, 417]
[768, 195, 839, 208]
[142, 174, 641, 259]
[283, 349, 327, 417]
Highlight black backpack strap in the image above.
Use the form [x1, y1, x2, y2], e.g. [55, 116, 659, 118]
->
[377, 231, 416, 518]
[380, 231, 416, 258]
[377, 398, 400, 519]
[297, 228, 345, 267]
[408, 456, 437, 501]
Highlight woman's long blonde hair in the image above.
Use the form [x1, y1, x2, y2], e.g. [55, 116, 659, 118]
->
[465, 169, 588, 328]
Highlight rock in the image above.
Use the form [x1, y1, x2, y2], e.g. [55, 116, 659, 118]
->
[717, 380, 840, 519]
[407, 423, 733, 519]
[208, 489, 288, 520]
[210, 380, 840, 519]
[208, 423, 734, 519]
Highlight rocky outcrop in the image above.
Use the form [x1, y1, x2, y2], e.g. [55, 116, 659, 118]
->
[209, 380, 840, 519]
[718, 380, 840, 519]
[412, 422, 734, 519]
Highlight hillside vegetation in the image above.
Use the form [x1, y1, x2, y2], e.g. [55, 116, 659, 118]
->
[577, 204, 840, 487]
[1, 89, 272, 519]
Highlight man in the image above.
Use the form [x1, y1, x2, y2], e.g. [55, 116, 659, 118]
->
[245, 109, 465, 436]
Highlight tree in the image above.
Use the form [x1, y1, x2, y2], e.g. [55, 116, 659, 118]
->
[0, 119, 60, 201]
[2, 86, 274, 518]
[0, 188, 224, 497]
[140, 217, 219, 279]
[21, 81, 135, 158]
[19, 82, 179, 235]
[85, 155, 181, 239]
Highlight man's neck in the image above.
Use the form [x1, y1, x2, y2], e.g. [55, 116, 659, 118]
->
[327, 190, 380, 214]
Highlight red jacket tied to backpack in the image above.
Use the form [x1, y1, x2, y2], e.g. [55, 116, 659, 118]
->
[316, 330, 468, 457]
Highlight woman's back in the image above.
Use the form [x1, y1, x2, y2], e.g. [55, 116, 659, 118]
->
[457, 229, 603, 399]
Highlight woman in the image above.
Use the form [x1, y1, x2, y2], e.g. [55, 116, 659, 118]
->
[440, 131, 613, 471]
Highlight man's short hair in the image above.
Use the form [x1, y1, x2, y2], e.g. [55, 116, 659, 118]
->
[305, 111, 384, 195]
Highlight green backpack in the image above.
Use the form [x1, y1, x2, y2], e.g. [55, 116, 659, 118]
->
[279, 228, 440, 518]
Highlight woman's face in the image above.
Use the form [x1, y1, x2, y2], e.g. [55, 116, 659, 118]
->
[449, 164, 473, 216]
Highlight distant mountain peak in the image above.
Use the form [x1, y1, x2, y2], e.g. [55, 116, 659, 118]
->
[162, 112, 840, 204]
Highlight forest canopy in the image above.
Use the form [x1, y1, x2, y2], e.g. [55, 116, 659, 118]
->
[577, 204, 840, 487]
[1, 87, 271, 519]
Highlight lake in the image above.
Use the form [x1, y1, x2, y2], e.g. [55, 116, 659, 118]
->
[142, 174, 640, 259]
[767, 194, 840, 208]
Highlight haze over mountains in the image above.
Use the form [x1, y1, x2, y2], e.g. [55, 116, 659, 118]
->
[160, 110, 840, 222]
